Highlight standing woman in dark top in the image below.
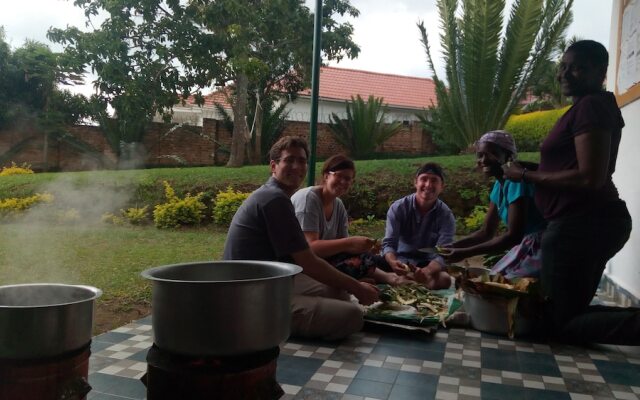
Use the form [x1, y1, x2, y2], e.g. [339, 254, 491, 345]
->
[503, 40, 639, 344]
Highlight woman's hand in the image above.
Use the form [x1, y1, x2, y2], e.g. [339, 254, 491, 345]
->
[347, 236, 376, 253]
[502, 161, 524, 181]
[442, 248, 469, 264]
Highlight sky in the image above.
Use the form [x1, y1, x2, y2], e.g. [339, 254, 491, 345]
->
[0, 0, 614, 96]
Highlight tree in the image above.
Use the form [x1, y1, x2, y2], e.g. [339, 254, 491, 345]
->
[189, 0, 360, 166]
[48, 1, 226, 167]
[328, 95, 403, 159]
[48, 0, 360, 168]
[524, 35, 580, 111]
[214, 95, 290, 163]
[418, 0, 573, 147]
[415, 107, 461, 155]
[0, 35, 93, 169]
[0, 27, 14, 128]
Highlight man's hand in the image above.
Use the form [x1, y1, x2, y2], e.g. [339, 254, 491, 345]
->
[389, 274, 414, 286]
[413, 261, 442, 284]
[389, 259, 413, 275]
[352, 281, 380, 305]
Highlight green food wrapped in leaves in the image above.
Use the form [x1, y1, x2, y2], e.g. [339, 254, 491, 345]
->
[367, 283, 449, 323]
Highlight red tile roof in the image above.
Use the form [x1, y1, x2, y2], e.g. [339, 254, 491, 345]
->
[188, 66, 438, 110]
[185, 88, 233, 109]
[299, 66, 438, 110]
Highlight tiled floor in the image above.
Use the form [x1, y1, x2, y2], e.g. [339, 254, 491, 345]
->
[87, 298, 640, 400]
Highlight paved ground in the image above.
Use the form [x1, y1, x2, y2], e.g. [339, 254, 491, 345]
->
[86, 288, 640, 400]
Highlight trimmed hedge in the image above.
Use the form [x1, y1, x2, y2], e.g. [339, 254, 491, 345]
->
[0, 154, 541, 229]
[505, 106, 569, 151]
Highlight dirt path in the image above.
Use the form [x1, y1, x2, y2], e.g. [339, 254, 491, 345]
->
[94, 300, 151, 335]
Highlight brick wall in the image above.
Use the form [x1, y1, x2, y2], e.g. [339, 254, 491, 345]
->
[0, 119, 435, 171]
[143, 123, 214, 167]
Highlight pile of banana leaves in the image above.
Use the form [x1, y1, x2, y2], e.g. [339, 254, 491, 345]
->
[366, 283, 450, 324]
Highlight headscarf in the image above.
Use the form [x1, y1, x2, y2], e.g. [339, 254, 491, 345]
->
[476, 130, 517, 159]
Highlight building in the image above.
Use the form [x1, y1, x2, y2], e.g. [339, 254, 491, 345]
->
[162, 66, 438, 126]
[604, 1, 640, 304]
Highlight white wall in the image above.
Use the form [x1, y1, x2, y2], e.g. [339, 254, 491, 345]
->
[606, 0, 640, 299]
[284, 98, 422, 123]
[160, 97, 422, 127]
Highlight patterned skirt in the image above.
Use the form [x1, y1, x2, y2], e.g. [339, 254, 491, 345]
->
[491, 230, 543, 279]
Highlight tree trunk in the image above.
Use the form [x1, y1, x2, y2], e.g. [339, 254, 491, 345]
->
[227, 73, 249, 167]
[251, 98, 264, 164]
[118, 141, 147, 170]
[42, 96, 50, 171]
[42, 130, 49, 171]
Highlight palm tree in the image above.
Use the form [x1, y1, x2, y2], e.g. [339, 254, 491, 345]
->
[418, 0, 573, 147]
[328, 95, 403, 159]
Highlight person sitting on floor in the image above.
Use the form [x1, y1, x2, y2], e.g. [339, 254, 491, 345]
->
[442, 130, 546, 279]
[291, 154, 409, 286]
[381, 162, 456, 289]
[223, 136, 379, 341]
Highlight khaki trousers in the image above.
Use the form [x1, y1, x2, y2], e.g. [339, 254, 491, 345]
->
[290, 274, 364, 341]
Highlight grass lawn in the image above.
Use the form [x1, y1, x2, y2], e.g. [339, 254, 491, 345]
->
[0, 221, 386, 333]
[0, 223, 227, 333]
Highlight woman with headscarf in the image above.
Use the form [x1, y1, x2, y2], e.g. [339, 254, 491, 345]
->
[502, 40, 639, 344]
[443, 130, 546, 279]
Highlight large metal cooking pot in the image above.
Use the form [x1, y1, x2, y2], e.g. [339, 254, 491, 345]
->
[141, 261, 302, 356]
[0, 283, 102, 360]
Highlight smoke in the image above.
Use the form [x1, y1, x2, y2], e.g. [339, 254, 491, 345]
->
[0, 174, 133, 286]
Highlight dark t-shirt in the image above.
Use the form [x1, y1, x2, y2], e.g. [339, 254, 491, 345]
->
[222, 176, 309, 262]
[535, 91, 624, 220]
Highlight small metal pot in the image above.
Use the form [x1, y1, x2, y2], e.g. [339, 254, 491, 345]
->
[0, 283, 102, 360]
[141, 261, 302, 356]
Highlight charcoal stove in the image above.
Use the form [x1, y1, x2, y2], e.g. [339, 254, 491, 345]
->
[141, 344, 283, 399]
[0, 343, 92, 400]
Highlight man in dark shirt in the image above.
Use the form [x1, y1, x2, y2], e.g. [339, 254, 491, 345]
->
[223, 136, 379, 340]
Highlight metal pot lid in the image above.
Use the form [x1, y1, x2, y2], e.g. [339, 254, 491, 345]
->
[0, 283, 102, 309]
[141, 260, 303, 284]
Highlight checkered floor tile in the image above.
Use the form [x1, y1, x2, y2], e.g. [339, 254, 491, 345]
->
[86, 286, 639, 399]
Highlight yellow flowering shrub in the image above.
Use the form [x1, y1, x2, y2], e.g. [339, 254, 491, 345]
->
[122, 206, 149, 225]
[55, 208, 81, 223]
[0, 162, 35, 176]
[101, 212, 126, 226]
[458, 205, 488, 235]
[212, 186, 250, 226]
[153, 181, 206, 229]
[102, 206, 149, 225]
[0, 193, 54, 218]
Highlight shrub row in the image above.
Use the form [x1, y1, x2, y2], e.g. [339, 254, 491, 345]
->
[505, 106, 569, 151]
[0, 173, 494, 232]
[0, 162, 34, 176]
[0, 193, 53, 218]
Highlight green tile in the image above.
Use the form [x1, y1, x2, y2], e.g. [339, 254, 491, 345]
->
[346, 378, 393, 398]
[389, 383, 436, 400]
[355, 366, 398, 384]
